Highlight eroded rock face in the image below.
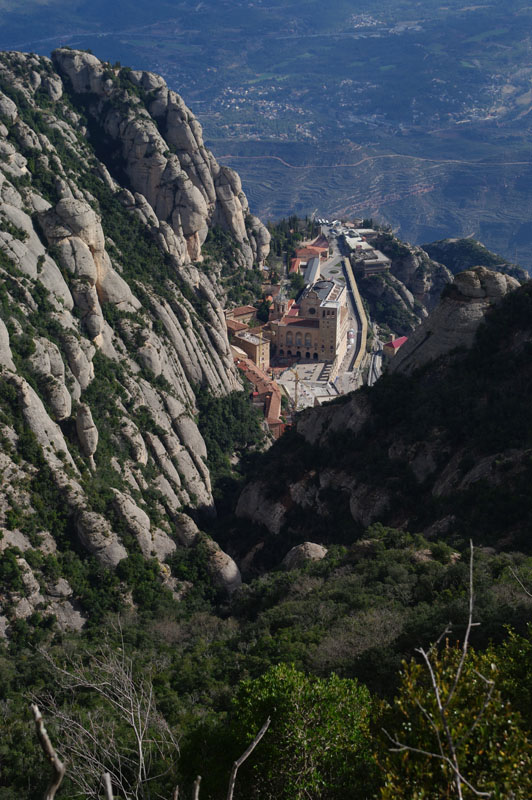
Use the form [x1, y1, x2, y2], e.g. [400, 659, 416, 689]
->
[236, 482, 289, 535]
[52, 48, 270, 268]
[373, 234, 453, 311]
[0, 49, 264, 636]
[391, 267, 519, 375]
[76, 403, 98, 469]
[75, 510, 128, 568]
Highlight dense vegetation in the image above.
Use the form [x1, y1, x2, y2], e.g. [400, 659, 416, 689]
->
[2, 531, 532, 798]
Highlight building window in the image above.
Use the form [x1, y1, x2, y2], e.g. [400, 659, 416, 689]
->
[279, 349, 284, 355]
[305, 352, 310, 359]
[295, 333, 302, 346]
[313, 353, 318, 360]
[286, 333, 293, 346]
[305, 334, 311, 347]
[308, 307, 316, 315]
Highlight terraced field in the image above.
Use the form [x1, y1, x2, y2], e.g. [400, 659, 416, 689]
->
[3, 0, 532, 268]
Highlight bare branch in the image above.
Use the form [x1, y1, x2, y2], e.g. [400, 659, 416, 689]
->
[31, 704, 66, 800]
[510, 568, 532, 598]
[226, 717, 271, 800]
[193, 775, 202, 800]
[172, 787, 179, 800]
[383, 730, 492, 798]
[445, 540, 476, 709]
[384, 541, 494, 799]
[102, 773, 113, 800]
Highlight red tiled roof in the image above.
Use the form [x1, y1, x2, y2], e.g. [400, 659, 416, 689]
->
[310, 235, 329, 249]
[385, 336, 408, 350]
[280, 317, 319, 328]
[226, 318, 248, 333]
[295, 247, 318, 259]
[286, 305, 299, 317]
[234, 356, 283, 433]
[228, 305, 256, 317]
[290, 258, 301, 274]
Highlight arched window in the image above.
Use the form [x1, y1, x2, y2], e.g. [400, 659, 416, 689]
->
[305, 352, 310, 359]
[287, 349, 292, 356]
[295, 333, 302, 346]
[279, 349, 284, 356]
[296, 351, 301, 358]
[313, 353, 318, 360]
[305, 334, 311, 347]
[286, 332, 293, 346]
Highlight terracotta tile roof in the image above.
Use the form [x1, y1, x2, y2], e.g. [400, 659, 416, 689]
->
[228, 305, 256, 318]
[226, 318, 249, 333]
[234, 357, 283, 430]
[310, 235, 329, 249]
[385, 336, 409, 350]
[280, 317, 319, 328]
[295, 246, 324, 259]
[290, 258, 301, 273]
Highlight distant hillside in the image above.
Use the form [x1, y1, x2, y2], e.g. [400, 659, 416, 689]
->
[423, 238, 528, 281]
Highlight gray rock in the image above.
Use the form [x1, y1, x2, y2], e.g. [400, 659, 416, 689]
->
[392, 267, 519, 375]
[0, 91, 17, 123]
[283, 542, 328, 570]
[75, 510, 127, 568]
[76, 403, 98, 468]
[202, 536, 242, 594]
[0, 318, 15, 371]
[236, 481, 288, 535]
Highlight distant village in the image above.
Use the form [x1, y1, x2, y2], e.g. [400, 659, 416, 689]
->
[225, 219, 408, 437]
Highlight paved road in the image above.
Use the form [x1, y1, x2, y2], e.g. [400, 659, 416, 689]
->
[341, 259, 365, 373]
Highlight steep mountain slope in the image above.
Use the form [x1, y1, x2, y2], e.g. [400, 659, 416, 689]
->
[422, 237, 528, 282]
[356, 232, 453, 334]
[236, 268, 532, 567]
[0, 49, 269, 635]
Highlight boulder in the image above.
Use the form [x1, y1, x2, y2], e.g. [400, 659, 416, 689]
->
[76, 403, 98, 469]
[75, 510, 127, 568]
[282, 542, 328, 570]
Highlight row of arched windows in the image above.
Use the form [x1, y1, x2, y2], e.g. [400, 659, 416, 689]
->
[285, 332, 313, 347]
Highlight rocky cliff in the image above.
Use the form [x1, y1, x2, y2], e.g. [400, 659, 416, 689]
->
[236, 269, 532, 569]
[358, 232, 526, 337]
[0, 49, 266, 634]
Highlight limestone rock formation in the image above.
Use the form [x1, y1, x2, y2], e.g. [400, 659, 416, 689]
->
[76, 403, 98, 470]
[283, 542, 328, 569]
[75, 510, 127, 569]
[0, 48, 266, 636]
[373, 233, 452, 312]
[391, 267, 519, 375]
[52, 48, 270, 268]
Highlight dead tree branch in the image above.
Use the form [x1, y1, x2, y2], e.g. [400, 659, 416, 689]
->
[226, 717, 271, 800]
[102, 772, 113, 800]
[384, 541, 494, 799]
[192, 775, 202, 800]
[31, 704, 66, 800]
